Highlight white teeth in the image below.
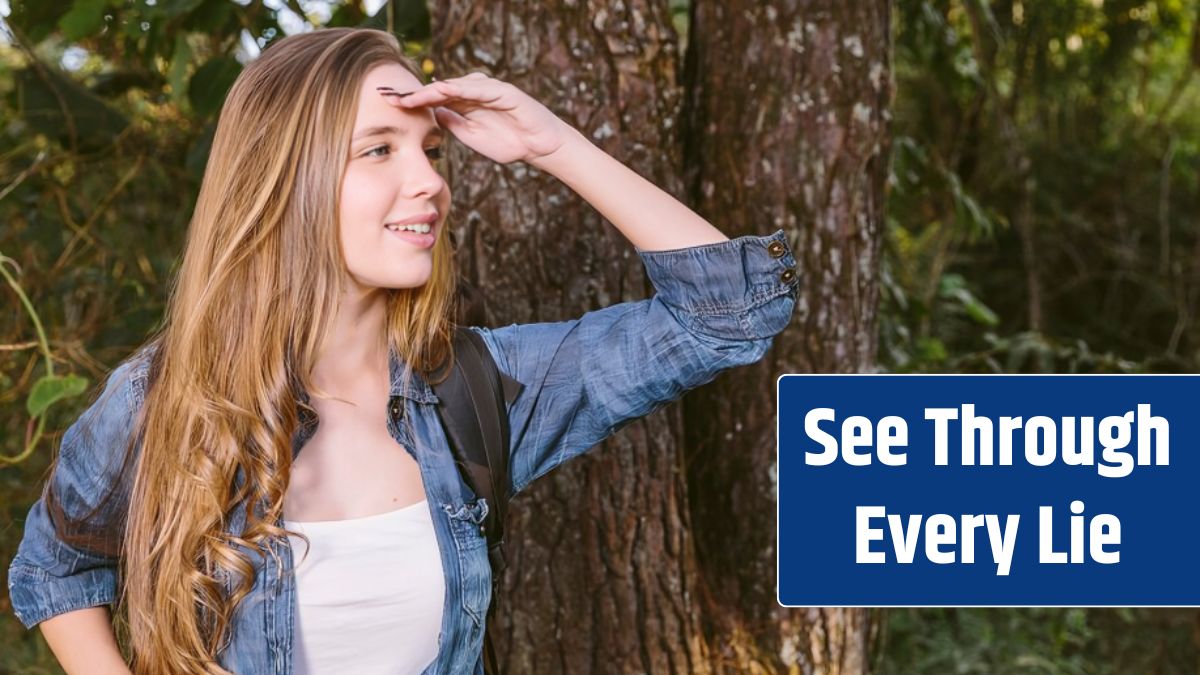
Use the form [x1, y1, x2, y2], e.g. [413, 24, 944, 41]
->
[386, 222, 432, 234]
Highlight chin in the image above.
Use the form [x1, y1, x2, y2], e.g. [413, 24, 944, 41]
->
[387, 275, 432, 290]
[348, 274, 430, 292]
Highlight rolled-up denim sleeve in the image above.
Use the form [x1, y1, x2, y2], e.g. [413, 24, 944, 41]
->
[472, 229, 798, 495]
[7, 359, 141, 629]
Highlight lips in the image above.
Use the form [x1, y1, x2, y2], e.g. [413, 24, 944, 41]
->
[386, 211, 439, 228]
[385, 224, 436, 249]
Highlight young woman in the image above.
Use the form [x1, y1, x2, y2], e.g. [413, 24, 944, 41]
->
[7, 27, 798, 675]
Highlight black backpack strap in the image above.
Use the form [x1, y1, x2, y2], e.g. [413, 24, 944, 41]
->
[430, 327, 523, 575]
[431, 327, 522, 674]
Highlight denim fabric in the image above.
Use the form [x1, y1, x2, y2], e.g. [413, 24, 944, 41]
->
[8, 230, 799, 674]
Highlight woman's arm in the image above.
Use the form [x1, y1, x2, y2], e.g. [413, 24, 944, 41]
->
[526, 123, 728, 252]
[388, 73, 730, 252]
[40, 606, 131, 675]
[8, 357, 146, 667]
[474, 230, 799, 495]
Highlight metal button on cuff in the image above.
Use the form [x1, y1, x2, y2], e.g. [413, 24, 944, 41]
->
[767, 240, 787, 258]
[780, 268, 796, 283]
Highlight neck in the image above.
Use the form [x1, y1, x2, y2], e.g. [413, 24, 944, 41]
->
[311, 284, 390, 396]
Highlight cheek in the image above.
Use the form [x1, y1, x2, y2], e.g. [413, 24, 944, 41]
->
[339, 170, 390, 234]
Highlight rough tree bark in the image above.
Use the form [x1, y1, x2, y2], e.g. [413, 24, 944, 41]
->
[429, 2, 711, 673]
[680, 1, 892, 673]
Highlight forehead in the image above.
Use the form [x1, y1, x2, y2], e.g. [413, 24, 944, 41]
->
[352, 63, 436, 134]
[360, 62, 423, 93]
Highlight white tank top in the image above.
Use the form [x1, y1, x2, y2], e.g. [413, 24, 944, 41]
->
[283, 500, 445, 675]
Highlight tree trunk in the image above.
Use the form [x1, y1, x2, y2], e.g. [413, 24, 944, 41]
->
[429, 2, 711, 673]
[680, 1, 892, 673]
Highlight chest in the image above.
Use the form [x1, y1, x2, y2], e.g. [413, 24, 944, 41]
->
[282, 392, 427, 522]
[224, 395, 493, 675]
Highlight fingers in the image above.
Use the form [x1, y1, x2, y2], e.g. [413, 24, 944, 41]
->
[432, 106, 470, 134]
[390, 74, 505, 109]
[382, 81, 453, 108]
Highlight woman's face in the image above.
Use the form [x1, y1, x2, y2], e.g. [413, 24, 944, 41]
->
[339, 63, 451, 293]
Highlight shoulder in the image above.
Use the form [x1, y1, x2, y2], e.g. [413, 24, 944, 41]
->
[122, 342, 158, 409]
[46, 344, 159, 515]
[67, 342, 159, 453]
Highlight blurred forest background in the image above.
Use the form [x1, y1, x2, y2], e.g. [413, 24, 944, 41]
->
[2, 0, 1199, 673]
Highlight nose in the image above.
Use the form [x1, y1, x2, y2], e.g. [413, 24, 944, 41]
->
[405, 150, 446, 200]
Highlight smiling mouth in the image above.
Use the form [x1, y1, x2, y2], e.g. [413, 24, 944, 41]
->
[385, 222, 434, 234]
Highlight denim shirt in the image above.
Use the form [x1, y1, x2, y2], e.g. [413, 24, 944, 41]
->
[8, 230, 799, 674]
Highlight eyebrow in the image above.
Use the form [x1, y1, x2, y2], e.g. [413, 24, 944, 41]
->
[352, 124, 445, 142]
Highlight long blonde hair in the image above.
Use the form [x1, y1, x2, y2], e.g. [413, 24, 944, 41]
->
[46, 28, 457, 673]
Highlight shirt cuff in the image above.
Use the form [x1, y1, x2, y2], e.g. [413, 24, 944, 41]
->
[8, 556, 117, 629]
[635, 229, 799, 340]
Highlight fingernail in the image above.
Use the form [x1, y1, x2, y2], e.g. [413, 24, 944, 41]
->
[378, 91, 414, 103]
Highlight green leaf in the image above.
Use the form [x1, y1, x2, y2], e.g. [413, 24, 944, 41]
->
[7, 0, 75, 43]
[188, 56, 242, 119]
[15, 66, 130, 153]
[327, 2, 368, 27]
[158, 0, 207, 18]
[359, 0, 431, 41]
[960, 294, 999, 326]
[168, 32, 195, 106]
[916, 337, 948, 362]
[58, 0, 109, 42]
[90, 69, 166, 97]
[181, 0, 236, 33]
[186, 120, 217, 180]
[940, 274, 1000, 327]
[27, 374, 89, 418]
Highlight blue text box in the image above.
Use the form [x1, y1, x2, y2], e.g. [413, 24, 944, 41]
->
[776, 375, 1198, 606]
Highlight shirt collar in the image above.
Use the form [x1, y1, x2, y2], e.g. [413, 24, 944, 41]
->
[295, 343, 440, 411]
[387, 343, 439, 403]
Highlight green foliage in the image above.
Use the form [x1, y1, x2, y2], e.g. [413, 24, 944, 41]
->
[882, 0, 1200, 375]
[881, 607, 1198, 675]
[26, 373, 89, 418]
[187, 54, 241, 118]
[880, 0, 1200, 672]
[14, 64, 130, 152]
[358, 0, 430, 40]
[58, 0, 108, 42]
[6, 2, 72, 44]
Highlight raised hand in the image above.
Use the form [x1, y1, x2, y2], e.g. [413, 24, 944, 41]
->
[383, 72, 573, 166]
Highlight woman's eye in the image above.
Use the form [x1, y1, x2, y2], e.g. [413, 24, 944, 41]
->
[361, 145, 441, 160]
